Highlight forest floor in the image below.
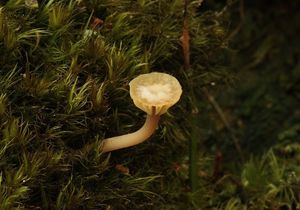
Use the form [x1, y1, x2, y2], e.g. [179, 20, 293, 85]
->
[194, 1, 300, 208]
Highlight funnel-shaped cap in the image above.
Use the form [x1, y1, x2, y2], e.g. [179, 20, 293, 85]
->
[129, 72, 182, 115]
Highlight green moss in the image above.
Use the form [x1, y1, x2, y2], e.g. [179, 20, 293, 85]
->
[0, 0, 299, 209]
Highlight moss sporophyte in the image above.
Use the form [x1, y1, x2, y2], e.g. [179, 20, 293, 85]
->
[101, 72, 182, 153]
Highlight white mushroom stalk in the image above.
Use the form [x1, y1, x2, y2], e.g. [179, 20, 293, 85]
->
[101, 111, 160, 153]
[101, 72, 182, 153]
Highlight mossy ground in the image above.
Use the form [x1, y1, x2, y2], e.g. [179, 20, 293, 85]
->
[0, 0, 299, 209]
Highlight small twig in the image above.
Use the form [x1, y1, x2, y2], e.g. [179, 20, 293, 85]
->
[228, 0, 245, 41]
[202, 87, 244, 162]
[182, 0, 190, 70]
[182, 0, 198, 191]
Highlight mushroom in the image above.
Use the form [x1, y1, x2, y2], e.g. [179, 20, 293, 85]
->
[101, 72, 182, 153]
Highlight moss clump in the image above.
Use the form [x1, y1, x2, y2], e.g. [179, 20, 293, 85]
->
[0, 0, 228, 209]
[2, 0, 298, 209]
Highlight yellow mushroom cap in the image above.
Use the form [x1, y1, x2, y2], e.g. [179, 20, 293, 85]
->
[129, 72, 182, 115]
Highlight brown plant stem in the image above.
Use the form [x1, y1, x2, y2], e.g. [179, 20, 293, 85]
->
[182, 0, 190, 70]
[202, 87, 244, 162]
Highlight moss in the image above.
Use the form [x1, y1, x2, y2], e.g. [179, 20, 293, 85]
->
[0, 0, 299, 209]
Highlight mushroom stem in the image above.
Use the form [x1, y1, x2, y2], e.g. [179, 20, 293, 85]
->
[101, 114, 160, 153]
